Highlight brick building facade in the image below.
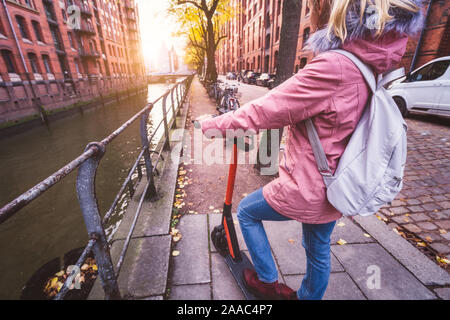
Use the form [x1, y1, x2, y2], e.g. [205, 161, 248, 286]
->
[0, 0, 145, 124]
[217, 0, 449, 76]
[400, 0, 450, 72]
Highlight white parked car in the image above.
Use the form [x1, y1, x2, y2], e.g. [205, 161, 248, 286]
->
[387, 56, 450, 118]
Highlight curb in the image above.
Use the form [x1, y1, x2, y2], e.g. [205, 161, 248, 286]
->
[354, 215, 450, 286]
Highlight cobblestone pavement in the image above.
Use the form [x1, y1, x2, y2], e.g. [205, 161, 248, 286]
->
[375, 115, 450, 268]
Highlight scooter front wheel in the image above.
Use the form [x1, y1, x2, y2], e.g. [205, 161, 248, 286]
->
[211, 225, 228, 257]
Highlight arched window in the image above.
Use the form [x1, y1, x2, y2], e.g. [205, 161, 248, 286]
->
[264, 55, 270, 73]
[302, 27, 310, 48]
[300, 57, 307, 69]
[27, 53, 40, 74]
[1, 50, 17, 73]
[0, 16, 7, 37]
[74, 58, 81, 74]
[16, 16, 30, 40]
[265, 33, 270, 49]
[31, 21, 43, 42]
[42, 54, 53, 74]
[274, 50, 279, 71]
[24, 0, 36, 10]
[96, 61, 103, 75]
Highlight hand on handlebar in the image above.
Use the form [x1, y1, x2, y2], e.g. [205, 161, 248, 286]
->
[192, 114, 215, 129]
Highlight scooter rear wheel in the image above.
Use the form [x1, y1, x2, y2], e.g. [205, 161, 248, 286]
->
[211, 225, 228, 257]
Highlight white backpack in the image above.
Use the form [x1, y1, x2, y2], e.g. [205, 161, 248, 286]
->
[306, 49, 407, 217]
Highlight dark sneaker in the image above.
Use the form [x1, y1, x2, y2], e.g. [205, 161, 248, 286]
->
[243, 269, 297, 300]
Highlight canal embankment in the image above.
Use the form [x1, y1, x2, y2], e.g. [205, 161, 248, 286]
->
[0, 83, 149, 139]
[0, 77, 189, 299]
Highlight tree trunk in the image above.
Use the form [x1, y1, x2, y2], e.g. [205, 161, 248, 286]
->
[275, 0, 302, 85]
[205, 17, 218, 82]
[257, 0, 302, 171]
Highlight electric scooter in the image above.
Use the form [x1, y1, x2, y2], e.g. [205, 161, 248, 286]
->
[210, 138, 257, 300]
[193, 120, 257, 300]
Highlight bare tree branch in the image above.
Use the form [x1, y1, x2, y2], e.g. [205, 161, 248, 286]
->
[177, 0, 202, 10]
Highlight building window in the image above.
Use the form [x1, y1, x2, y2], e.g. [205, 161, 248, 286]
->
[43, 2, 56, 21]
[16, 16, 30, 40]
[50, 26, 63, 51]
[1, 50, 17, 73]
[68, 32, 76, 49]
[274, 50, 279, 71]
[0, 17, 6, 37]
[32, 21, 43, 42]
[302, 27, 310, 47]
[300, 57, 307, 69]
[97, 61, 102, 75]
[28, 53, 40, 74]
[24, 0, 36, 10]
[265, 33, 270, 49]
[74, 59, 81, 74]
[42, 54, 53, 73]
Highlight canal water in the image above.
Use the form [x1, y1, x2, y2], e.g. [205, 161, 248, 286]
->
[0, 80, 182, 299]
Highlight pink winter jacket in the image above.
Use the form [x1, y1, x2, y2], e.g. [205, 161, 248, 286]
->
[201, 32, 409, 224]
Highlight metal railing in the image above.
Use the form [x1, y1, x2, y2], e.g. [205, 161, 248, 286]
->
[0, 74, 194, 300]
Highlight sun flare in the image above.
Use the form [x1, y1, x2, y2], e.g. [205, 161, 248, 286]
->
[136, 0, 185, 72]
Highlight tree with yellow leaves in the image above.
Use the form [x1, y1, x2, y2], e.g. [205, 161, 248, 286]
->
[169, 0, 235, 81]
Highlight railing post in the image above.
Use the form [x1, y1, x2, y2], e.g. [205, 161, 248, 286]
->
[161, 93, 171, 151]
[176, 84, 181, 115]
[170, 88, 176, 128]
[181, 80, 186, 102]
[140, 108, 157, 199]
[76, 142, 121, 300]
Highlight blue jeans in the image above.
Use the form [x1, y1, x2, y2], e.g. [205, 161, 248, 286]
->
[237, 188, 336, 300]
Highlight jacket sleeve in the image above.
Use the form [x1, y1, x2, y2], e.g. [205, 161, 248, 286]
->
[201, 52, 342, 137]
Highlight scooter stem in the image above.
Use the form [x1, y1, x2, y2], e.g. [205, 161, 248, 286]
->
[222, 139, 242, 262]
[225, 140, 238, 205]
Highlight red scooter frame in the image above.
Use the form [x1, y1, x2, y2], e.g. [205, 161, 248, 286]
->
[210, 138, 257, 300]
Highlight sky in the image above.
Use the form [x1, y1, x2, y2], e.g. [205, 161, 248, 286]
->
[136, 0, 186, 71]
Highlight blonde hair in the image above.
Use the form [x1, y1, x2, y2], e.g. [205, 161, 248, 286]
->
[327, 0, 420, 42]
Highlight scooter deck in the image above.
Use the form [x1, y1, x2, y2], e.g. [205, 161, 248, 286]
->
[224, 251, 258, 300]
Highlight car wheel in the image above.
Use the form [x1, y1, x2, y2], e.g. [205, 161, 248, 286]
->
[393, 97, 409, 118]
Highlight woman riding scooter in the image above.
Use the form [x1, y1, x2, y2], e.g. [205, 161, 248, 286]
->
[198, 0, 424, 300]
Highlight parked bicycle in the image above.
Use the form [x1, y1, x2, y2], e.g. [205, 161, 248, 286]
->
[217, 84, 240, 115]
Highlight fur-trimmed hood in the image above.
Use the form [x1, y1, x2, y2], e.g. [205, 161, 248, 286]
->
[306, 0, 425, 54]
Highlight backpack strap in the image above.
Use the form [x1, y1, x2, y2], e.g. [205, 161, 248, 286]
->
[305, 118, 334, 187]
[331, 49, 377, 93]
